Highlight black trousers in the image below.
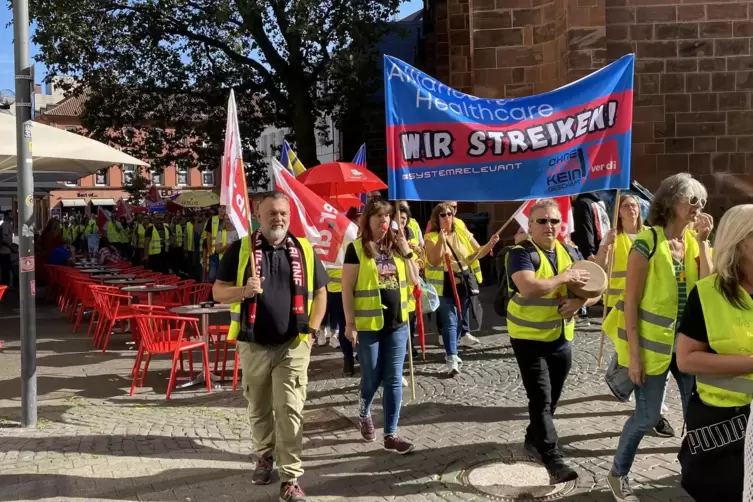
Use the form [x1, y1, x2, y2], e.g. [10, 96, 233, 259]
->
[148, 253, 168, 274]
[0, 254, 10, 286]
[510, 336, 572, 461]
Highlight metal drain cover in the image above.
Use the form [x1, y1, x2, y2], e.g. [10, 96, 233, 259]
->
[457, 457, 577, 501]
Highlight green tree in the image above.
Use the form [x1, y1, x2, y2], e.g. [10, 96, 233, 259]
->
[28, 0, 402, 185]
[122, 168, 150, 205]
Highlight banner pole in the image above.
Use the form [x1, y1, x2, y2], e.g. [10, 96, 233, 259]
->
[598, 189, 621, 369]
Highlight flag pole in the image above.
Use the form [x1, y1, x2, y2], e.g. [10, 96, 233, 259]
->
[493, 200, 529, 237]
[598, 189, 621, 368]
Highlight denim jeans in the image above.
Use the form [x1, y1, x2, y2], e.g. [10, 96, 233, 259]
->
[357, 323, 409, 436]
[510, 337, 572, 461]
[612, 354, 694, 476]
[437, 292, 470, 356]
[327, 291, 353, 363]
[208, 254, 219, 283]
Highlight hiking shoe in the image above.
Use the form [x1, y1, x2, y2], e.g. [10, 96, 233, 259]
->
[607, 473, 640, 501]
[459, 332, 481, 347]
[279, 481, 306, 502]
[653, 416, 675, 438]
[252, 455, 273, 485]
[359, 415, 376, 442]
[445, 357, 460, 376]
[343, 358, 355, 377]
[384, 435, 415, 455]
[545, 458, 578, 484]
[524, 440, 542, 462]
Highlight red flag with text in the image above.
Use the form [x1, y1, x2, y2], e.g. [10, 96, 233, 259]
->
[115, 199, 132, 221]
[513, 196, 574, 242]
[222, 90, 251, 237]
[271, 159, 358, 268]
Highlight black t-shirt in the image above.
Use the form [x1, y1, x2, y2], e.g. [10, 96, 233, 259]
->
[217, 236, 328, 345]
[678, 286, 753, 352]
[344, 243, 405, 331]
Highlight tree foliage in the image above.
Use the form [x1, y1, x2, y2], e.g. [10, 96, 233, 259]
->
[27, 0, 402, 187]
[122, 168, 150, 205]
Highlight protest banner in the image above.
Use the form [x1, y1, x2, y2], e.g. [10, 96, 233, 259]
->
[271, 159, 359, 268]
[384, 54, 634, 201]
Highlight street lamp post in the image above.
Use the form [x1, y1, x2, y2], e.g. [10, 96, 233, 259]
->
[13, 0, 37, 428]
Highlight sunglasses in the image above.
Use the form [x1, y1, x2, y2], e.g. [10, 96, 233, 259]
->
[439, 213, 453, 218]
[533, 218, 561, 225]
[688, 196, 707, 208]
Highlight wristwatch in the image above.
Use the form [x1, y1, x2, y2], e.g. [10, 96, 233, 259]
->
[308, 327, 319, 336]
[404, 252, 414, 260]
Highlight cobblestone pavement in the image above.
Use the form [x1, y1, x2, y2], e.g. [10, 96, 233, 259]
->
[0, 290, 692, 502]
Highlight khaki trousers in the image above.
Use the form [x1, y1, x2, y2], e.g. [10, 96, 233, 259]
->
[238, 336, 311, 482]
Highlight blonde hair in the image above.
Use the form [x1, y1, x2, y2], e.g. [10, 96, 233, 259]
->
[648, 173, 707, 227]
[712, 204, 753, 309]
[616, 195, 644, 234]
[528, 198, 561, 220]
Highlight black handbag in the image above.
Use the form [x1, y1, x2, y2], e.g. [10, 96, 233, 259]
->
[678, 392, 749, 502]
[446, 241, 480, 296]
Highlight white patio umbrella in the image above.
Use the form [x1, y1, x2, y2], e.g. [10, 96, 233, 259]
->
[0, 113, 148, 184]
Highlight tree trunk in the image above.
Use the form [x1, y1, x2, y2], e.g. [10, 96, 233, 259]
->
[289, 85, 320, 169]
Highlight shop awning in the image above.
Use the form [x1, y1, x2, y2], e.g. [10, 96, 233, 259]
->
[59, 199, 87, 207]
[90, 198, 116, 206]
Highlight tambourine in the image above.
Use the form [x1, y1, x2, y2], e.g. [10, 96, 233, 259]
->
[567, 260, 607, 299]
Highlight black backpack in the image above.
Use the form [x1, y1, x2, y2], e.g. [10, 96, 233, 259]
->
[494, 240, 580, 317]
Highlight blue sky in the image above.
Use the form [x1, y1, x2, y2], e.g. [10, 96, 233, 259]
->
[0, 0, 422, 93]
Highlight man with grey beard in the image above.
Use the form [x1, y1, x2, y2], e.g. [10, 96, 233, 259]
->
[213, 191, 328, 502]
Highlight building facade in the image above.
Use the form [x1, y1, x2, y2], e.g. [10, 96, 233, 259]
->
[422, 0, 753, 231]
[37, 94, 218, 216]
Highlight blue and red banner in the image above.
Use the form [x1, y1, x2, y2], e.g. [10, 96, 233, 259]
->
[384, 54, 634, 202]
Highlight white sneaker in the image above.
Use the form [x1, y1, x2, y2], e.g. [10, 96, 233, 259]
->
[438, 335, 444, 347]
[458, 333, 481, 347]
[329, 332, 341, 349]
[453, 354, 463, 365]
[445, 357, 460, 376]
[316, 328, 329, 347]
[402, 377, 408, 386]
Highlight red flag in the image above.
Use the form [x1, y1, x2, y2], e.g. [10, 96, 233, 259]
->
[271, 159, 358, 268]
[146, 185, 160, 203]
[513, 196, 574, 242]
[115, 199, 132, 221]
[96, 207, 111, 233]
[222, 90, 251, 237]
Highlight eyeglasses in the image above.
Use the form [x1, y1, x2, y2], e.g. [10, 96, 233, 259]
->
[533, 218, 561, 225]
[620, 203, 639, 210]
[688, 196, 707, 208]
[439, 213, 452, 218]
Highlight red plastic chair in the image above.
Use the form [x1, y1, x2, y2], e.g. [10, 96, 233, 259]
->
[69, 279, 98, 334]
[156, 275, 181, 286]
[181, 283, 213, 305]
[131, 314, 211, 400]
[153, 280, 195, 308]
[209, 325, 241, 391]
[90, 285, 135, 353]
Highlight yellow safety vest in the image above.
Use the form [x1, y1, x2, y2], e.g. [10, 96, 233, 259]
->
[228, 236, 316, 341]
[604, 226, 700, 375]
[352, 238, 409, 331]
[327, 268, 342, 293]
[406, 232, 420, 313]
[424, 230, 482, 296]
[185, 222, 194, 251]
[606, 232, 632, 308]
[62, 225, 73, 242]
[506, 239, 576, 342]
[407, 219, 421, 243]
[106, 221, 120, 243]
[85, 219, 97, 235]
[76, 225, 85, 240]
[122, 226, 132, 246]
[203, 216, 220, 254]
[132, 224, 146, 249]
[174, 224, 183, 248]
[147, 226, 170, 256]
[695, 275, 753, 407]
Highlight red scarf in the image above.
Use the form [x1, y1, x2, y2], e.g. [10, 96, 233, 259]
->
[245, 230, 308, 333]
